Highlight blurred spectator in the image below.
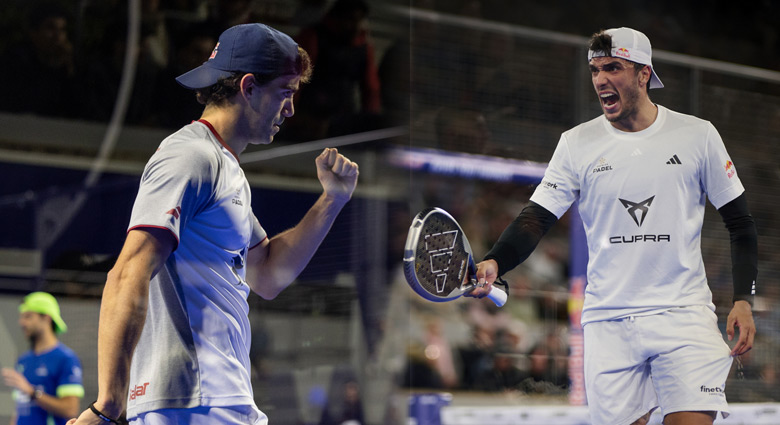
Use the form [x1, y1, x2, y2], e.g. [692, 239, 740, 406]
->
[290, 0, 330, 28]
[403, 341, 444, 389]
[204, 0, 253, 36]
[152, 23, 216, 128]
[476, 343, 529, 392]
[319, 379, 364, 425]
[283, 0, 382, 141]
[1, 292, 84, 425]
[725, 336, 778, 402]
[431, 0, 483, 106]
[402, 0, 447, 111]
[422, 319, 458, 389]
[0, 3, 78, 118]
[528, 329, 569, 390]
[434, 107, 491, 154]
[457, 325, 495, 389]
[403, 317, 459, 390]
[80, 17, 162, 125]
[140, 0, 171, 69]
[377, 35, 409, 127]
[433, 106, 517, 157]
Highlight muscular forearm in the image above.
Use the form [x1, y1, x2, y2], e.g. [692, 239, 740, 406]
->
[248, 193, 348, 299]
[95, 268, 149, 416]
[93, 229, 172, 418]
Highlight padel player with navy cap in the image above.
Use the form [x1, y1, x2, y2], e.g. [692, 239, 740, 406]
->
[69, 23, 358, 425]
[469, 27, 757, 425]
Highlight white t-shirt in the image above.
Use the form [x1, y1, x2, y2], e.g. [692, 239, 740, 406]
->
[125, 120, 267, 417]
[530, 105, 744, 325]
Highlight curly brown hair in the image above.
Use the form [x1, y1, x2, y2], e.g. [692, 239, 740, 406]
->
[195, 46, 313, 106]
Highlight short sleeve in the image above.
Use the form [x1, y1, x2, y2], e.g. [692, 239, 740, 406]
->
[530, 134, 580, 218]
[128, 144, 216, 244]
[56, 352, 84, 398]
[702, 123, 744, 209]
[248, 215, 268, 249]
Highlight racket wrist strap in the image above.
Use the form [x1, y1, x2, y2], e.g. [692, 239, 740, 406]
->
[89, 401, 125, 424]
[493, 276, 509, 296]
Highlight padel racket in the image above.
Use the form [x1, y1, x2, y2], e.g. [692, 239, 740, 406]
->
[403, 207, 507, 307]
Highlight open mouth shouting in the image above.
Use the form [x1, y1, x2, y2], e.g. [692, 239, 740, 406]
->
[600, 90, 620, 112]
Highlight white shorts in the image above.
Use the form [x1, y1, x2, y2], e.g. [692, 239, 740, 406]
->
[130, 405, 268, 425]
[583, 305, 733, 425]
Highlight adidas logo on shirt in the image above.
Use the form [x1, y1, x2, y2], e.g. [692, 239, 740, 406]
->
[666, 154, 682, 165]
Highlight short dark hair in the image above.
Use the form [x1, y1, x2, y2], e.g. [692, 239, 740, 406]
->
[588, 30, 612, 59]
[589, 30, 648, 91]
[195, 47, 313, 106]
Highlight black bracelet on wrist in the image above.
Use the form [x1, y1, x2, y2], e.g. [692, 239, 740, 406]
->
[88, 401, 123, 424]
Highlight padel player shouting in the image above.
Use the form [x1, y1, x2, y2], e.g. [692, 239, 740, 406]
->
[470, 27, 757, 425]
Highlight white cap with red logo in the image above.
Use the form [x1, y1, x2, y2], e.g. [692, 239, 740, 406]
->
[588, 27, 664, 89]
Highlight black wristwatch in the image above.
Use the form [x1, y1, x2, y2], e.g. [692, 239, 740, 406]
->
[30, 389, 43, 400]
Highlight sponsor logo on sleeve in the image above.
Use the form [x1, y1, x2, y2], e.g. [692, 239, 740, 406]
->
[165, 206, 182, 220]
[70, 366, 82, 380]
[541, 180, 559, 190]
[724, 160, 736, 179]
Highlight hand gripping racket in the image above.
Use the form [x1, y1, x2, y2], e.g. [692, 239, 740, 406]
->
[403, 207, 508, 307]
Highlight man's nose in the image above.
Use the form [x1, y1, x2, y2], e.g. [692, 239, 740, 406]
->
[282, 99, 295, 118]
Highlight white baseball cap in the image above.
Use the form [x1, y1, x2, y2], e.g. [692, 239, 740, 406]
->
[588, 27, 664, 89]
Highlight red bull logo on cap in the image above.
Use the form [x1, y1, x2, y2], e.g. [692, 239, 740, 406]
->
[209, 42, 220, 60]
[616, 47, 630, 59]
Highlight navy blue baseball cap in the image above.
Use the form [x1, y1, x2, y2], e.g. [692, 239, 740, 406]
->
[176, 23, 300, 90]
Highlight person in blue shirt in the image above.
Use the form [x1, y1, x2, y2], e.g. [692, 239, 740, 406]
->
[2, 292, 84, 425]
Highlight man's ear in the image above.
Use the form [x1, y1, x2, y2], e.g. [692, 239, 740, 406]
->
[240, 73, 256, 98]
[640, 65, 652, 88]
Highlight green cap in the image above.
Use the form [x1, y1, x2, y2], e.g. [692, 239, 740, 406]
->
[19, 292, 67, 334]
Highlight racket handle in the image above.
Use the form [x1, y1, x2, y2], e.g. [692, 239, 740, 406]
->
[487, 286, 507, 307]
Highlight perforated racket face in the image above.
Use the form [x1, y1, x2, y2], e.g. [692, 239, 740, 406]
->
[403, 208, 474, 301]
